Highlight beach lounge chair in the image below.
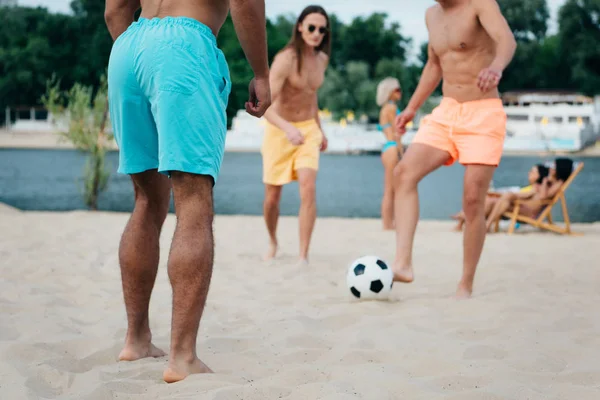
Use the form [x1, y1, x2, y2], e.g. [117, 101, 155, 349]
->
[493, 162, 584, 235]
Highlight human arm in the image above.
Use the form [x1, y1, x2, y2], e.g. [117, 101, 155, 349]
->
[104, 0, 140, 41]
[314, 102, 328, 151]
[230, 0, 271, 116]
[473, 0, 517, 91]
[537, 178, 563, 200]
[395, 12, 442, 133]
[317, 53, 329, 151]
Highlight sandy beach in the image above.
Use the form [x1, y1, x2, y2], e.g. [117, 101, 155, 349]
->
[1, 205, 600, 399]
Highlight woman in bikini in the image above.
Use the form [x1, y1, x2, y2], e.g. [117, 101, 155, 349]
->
[376, 77, 403, 230]
[452, 163, 550, 231]
[484, 158, 574, 232]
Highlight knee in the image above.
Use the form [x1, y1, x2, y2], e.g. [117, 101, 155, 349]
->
[393, 162, 418, 191]
[463, 190, 484, 221]
[135, 193, 170, 228]
[264, 190, 281, 209]
[299, 179, 316, 203]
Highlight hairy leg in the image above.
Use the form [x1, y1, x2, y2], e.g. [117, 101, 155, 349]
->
[119, 170, 171, 361]
[163, 172, 215, 383]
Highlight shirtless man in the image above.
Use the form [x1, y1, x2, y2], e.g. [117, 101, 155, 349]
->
[105, 0, 270, 383]
[393, 0, 516, 298]
[261, 5, 330, 264]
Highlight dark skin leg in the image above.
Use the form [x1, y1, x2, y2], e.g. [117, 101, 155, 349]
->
[163, 172, 216, 383]
[118, 170, 171, 362]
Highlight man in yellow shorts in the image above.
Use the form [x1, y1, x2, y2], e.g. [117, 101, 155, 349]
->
[261, 6, 331, 264]
[393, 0, 517, 298]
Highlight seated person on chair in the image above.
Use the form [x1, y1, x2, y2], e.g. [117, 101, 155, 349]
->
[484, 158, 574, 232]
[452, 163, 549, 231]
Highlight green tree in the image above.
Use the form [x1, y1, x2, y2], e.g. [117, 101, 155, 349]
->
[557, 0, 600, 95]
[336, 13, 410, 70]
[42, 75, 112, 210]
[498, 0, 549, 42]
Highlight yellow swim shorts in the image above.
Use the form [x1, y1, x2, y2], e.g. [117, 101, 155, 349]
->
[261, 119, 323, 185]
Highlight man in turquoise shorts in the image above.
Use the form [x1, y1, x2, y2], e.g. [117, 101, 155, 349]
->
[105, 0, 271, 383]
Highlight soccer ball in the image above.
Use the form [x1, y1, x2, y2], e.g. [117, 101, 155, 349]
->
[346, 255, 394, 300]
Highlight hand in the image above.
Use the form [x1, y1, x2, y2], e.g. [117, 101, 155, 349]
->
[245, 76, 271, 117]
[395, 108, 416, 135]
[477, 67, 502, 92]
[285, 125, 305, 146]
[320, 134, 328, 152]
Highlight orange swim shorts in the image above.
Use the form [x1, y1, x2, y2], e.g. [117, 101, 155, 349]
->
[261, 119, 323, 185]
[412, 97, 507, 166]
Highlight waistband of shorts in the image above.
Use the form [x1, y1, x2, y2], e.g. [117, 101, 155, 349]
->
[266, 118, 318, 129]
[440, 97, 504, 109]
[135, 16, 217, 46]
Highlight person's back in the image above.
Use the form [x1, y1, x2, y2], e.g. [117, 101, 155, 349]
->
[105, 0, 270, 384]
[137, 0, 229, 34]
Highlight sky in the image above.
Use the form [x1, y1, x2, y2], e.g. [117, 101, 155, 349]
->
[18, 0, 567, 60]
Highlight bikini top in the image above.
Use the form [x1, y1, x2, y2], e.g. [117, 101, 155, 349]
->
[377, 102, 401, 131]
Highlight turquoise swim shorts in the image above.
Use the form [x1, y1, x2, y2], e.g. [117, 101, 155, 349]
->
[107, 17, 231, 184]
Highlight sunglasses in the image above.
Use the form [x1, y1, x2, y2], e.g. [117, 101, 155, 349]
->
[307, 24, 328, 35]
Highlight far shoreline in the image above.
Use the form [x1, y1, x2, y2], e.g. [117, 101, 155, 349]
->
[2, 129, 600, 157]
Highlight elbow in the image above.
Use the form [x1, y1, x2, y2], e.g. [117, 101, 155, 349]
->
[507, 32, 517, 54]
[104, 8, 117, 26]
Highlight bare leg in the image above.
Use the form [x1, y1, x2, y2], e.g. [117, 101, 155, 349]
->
[459, 165, 496, 299]
[163, 172, 215, 383]
[263, 184, 282, 260]
[485, 192, 516, 231]
[452, 197, 496, 232]
[381, 149, 399, 230]
[392, 144, 450, 282]
[118, 170, 171, 361]
[297, 168, 317, 263]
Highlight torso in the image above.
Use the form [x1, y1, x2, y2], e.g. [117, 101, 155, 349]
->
[378, 103, 398, 142]
[427, 1, 498, 103]
[140, 0, 230, 35]
[273, 49, 328, 122]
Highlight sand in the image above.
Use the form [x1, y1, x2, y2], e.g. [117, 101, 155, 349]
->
[1, 207, 599, 400]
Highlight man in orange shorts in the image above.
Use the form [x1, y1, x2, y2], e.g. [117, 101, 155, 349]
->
[393, 0, 517, 298]
[261, 6, 330, 264]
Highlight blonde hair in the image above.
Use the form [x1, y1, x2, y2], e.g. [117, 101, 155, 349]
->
[376, 77, 400, 107]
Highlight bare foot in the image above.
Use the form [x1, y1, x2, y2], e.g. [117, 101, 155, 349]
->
[450, 211, 464, 221]
[118, 341, 166, 361]
[455, 282, 473, 299]
[297, 258, 309, 267]
[452, 222, 463, 232]
[393, 265, 414, 283]
[263, 240, 278, 261]
[163, 357, 212, 383]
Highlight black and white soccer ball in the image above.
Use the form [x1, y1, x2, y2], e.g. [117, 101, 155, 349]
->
[346, 255, 393, 300]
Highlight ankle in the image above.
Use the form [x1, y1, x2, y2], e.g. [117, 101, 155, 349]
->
[125, 330, 152, 345]
[169, 347, 197, 364]
[458, 277, 474, 290]
[394, 259, 412, 270]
